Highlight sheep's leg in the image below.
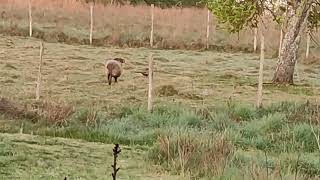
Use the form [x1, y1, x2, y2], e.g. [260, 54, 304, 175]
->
[108, 74, 112, 85]
[105, 69, 110, 82]
[114, 76, 118, 83]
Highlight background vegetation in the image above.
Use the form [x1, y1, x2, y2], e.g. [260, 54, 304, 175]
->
[1, 0, 320, 58]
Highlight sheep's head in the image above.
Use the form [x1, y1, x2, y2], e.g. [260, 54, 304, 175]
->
[113, 58, 125, 64]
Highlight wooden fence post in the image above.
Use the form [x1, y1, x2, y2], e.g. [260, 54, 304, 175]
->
[36, 41, 44, 101]
[306, 29, 310, 59]
[148, 53, 154, 112]
[150, 4, 154, 48]
[206, 9, 210, 49]
[89, 2, 94, 45]
[1, 11, 5, 26]
[257, 27, 264, 108]
[28, 0, 32, 37]
[253, 28, 257, 53]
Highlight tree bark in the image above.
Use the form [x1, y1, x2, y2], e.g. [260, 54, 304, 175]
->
[272, 1, 312, 84]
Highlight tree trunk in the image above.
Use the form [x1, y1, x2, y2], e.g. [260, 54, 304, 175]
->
[272, 1, 312, 84]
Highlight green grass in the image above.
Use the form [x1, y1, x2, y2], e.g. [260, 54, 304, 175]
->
[0, 133, 181, 179]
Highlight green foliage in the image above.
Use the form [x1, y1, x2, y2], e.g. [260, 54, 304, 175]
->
[206, 0, 320, 33]
[308, 3, 320, 30]
[206, 0, 261, 33]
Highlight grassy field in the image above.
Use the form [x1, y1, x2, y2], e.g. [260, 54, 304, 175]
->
[1, 34, 319, 109]
[0, 33, 320, 179]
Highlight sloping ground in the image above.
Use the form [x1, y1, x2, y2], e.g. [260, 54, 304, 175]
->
[0, 133, 180, 179]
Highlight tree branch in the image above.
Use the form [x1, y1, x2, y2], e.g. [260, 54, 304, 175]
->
[261, 0, 279, 22]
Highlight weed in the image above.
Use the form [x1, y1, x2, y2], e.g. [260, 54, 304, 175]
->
[112, 144, 121, 180]
[37, 100, 74, 126]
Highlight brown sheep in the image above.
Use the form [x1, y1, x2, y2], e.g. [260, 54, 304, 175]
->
[105, 58, 125, 85]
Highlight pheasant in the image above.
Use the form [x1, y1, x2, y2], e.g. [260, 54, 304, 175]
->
[135, 68, 149, 77]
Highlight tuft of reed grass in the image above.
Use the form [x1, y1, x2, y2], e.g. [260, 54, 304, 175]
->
[148, 129, 234, 178]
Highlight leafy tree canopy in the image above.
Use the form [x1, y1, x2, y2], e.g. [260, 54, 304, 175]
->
[205, 0, 320, 33]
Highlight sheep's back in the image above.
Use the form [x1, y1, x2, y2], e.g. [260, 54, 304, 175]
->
[106, 60, 122, 77]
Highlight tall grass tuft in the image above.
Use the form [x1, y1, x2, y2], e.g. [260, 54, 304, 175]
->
[148, 129, 234, 178]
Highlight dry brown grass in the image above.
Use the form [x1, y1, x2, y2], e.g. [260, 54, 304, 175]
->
[301, 55, 320, 65]
[0, 96, 74, 125]
[37, 99, 74, 126]
[287, 101, 320, 125]
[0, 97, 39, 121]
[248, 162, 308, 180]
[1, 0, 319, 55]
